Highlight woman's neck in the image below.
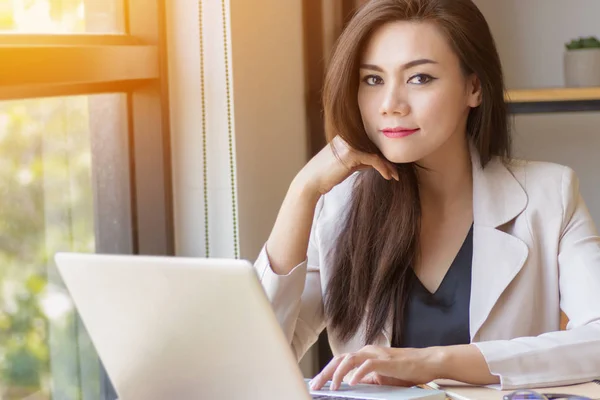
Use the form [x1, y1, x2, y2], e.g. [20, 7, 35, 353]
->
[416, 135, 473, 213]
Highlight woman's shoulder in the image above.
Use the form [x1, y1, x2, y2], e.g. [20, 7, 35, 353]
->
[506, 157, 577, 187]
[504, 157, 580, 210]
[507, 156, 569, 180]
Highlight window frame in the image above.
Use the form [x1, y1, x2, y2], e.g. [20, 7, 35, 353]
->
[0, 0, 174, 398]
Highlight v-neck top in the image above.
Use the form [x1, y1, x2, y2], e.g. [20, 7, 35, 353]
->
[392, 225, 474, 348]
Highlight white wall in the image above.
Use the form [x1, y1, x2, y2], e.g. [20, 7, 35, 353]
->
[473, 0, 600, 223]
[166, 0, 315, 376]
[228, 0, 308, 262]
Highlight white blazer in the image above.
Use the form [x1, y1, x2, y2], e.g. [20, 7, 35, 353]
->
[254, 151, 600, 390]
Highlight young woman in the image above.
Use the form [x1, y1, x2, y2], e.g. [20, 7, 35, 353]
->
[254, 0, 600, 391]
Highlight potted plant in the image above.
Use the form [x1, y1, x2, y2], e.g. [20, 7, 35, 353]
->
[564, 36, 600, 87]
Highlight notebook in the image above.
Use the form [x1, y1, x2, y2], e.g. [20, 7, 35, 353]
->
[426, 379, 600, 400]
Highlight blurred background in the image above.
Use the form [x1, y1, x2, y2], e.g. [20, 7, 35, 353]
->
[1, 0, 599, 399]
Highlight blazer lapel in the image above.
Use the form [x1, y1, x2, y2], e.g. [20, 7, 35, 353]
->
[470, 225, 529, 339]
[469, 151, 529, 340]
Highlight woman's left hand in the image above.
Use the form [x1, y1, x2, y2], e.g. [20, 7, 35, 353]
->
[309, 345, 442, 391]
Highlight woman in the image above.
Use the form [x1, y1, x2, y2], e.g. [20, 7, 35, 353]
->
[254, 0, 600, 391]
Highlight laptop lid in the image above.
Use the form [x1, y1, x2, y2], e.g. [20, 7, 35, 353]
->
[54, 252, 310, 400]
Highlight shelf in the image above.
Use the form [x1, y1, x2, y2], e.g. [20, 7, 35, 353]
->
[506, 87, 600, 114]
[506, 87, 600, 103]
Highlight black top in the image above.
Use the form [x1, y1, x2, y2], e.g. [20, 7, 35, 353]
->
[392, 225, 473, 348]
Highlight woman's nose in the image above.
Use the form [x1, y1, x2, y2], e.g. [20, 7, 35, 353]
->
[379, 86, 410, 116]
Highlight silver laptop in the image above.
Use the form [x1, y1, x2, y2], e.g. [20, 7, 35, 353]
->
[54, 252, 445, 400]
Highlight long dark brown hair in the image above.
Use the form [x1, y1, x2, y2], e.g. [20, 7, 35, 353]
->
[322, 0, 511, 346]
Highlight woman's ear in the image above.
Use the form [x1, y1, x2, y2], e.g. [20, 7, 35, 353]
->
[467, 74, 483, 108]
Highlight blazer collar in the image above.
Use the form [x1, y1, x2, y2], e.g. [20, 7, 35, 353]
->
[470, 145, 528, 228]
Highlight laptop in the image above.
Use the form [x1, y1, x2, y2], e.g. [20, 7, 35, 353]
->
[54, 252, 445, 400]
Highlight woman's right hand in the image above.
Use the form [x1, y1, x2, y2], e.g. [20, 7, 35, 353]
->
[265, 136, 399, 275]
[294, 136, 400, 196]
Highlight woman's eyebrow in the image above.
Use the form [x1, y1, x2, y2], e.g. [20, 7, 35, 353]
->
[359, 58, 438, 72]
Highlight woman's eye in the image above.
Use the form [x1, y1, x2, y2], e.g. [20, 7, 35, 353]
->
[362, 75, 384, 86]
[407, 74, 435, 85]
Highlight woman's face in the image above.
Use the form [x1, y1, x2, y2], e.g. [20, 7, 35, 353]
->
[357, 21, 482, 164]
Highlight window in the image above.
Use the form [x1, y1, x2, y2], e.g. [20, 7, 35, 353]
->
[0, 1, 173, 399]
[0, 94, 122, 399]
[0, 0, 125, 33]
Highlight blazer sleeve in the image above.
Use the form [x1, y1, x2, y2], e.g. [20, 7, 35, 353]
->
[253, 195, 327, 361]
[473, 167, 600, 389]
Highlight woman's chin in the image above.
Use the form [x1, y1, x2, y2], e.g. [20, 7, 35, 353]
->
[380, 150, 423, 164]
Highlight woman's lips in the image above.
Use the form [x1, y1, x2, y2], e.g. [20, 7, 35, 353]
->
[381, 128, 420, 138]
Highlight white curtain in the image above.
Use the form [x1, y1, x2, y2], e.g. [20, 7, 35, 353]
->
[167, 0, 240, 259]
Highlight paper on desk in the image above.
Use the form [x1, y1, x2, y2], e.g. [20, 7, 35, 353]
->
[427, 379, 600, 400]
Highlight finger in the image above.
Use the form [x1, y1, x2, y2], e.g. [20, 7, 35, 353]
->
[358, 373, 378, 385]
[383, 160, 399, 181]
[309, 355, 345, 390]
[389, 164, 400, 181]
[362, 154, 394, 180]
[358, 372, 416, 387]
[359, 371, 387, 385]
[374, 157, 400, 181]
[331, 353, 369, 391]
[349, 359, 380, 385]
